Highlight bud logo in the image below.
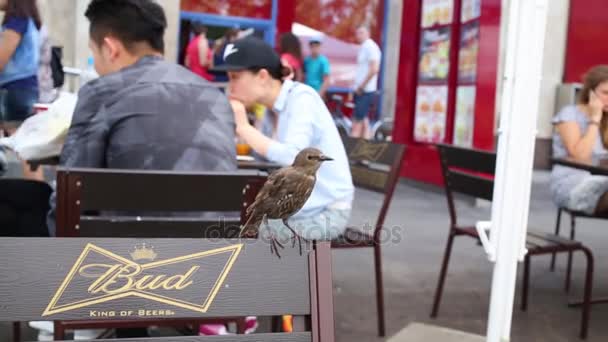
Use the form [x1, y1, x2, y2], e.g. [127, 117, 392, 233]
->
[43, 243, 242, 316]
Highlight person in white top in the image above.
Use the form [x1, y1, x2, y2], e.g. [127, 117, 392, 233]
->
[350, 26, 382, 138]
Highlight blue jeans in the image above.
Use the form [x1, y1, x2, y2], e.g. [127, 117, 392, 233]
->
[0, 86, 38, 123]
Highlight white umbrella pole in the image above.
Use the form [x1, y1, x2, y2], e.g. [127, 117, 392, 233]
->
[476, 0, 550, 341]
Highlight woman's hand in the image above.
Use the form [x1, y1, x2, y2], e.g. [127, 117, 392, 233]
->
[589, 90, 603, 123]
[230, 99, 250, 132]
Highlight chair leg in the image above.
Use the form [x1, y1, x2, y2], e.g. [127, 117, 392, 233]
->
[550, 209, 563, 271]
[235, 318, 246, 334]
[578, 247, 594, 340]
[373, 243, 386, 337]
[565, 214, 576, 293]
[431, 232, 456, 318]
[271, 316, 281, 332]
[12, 322, 20, 342]
[521, 254, 531, 311]
[53, 321, 65, 340]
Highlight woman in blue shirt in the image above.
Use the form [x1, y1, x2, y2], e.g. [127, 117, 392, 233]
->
[217, 37, 354, 242]
[0, 0, 41, 132]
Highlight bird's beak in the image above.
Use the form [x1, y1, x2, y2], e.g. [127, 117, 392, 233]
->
[319, 154, 333, 161]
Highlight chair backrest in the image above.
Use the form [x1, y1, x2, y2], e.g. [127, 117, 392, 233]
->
[0, 237, 334, 342]
[55, 167, 267, 238]
[436, 144, 496, 224]
[342, 136, 406, 232]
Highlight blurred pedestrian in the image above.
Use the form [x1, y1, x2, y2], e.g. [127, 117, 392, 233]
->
[185, 23, 213, 81]
[0, 0, 41, 134]
[303, 37, 330, 99]
[351, 25, 381, 139]
[0, 0, 43, 180]
[279, 32, 303, 82]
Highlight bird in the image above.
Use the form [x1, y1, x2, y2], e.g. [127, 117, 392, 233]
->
[240, 148, 333, 257]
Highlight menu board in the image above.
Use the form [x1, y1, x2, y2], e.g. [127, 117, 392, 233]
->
[458, 21, 479, 83]
[453, 86, 476, 147]
[419, 27, 451, 82]
[461, 0, 481, 22]
[422, 0, 454, 28]
[414, 86, 448, 143]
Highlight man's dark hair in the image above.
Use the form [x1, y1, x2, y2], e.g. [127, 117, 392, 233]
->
[85, 0, 167, 53]
[2, 0, 41, 30]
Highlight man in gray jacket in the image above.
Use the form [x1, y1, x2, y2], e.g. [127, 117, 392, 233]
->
[46, 0, 237, 236]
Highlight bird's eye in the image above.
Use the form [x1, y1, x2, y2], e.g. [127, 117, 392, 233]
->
[307, 155, 313, 160]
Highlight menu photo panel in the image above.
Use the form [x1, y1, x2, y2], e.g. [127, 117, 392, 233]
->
[414, 85, 449, 143]
[422, 0, 454, 28]
[419, 27, 452, 82]
[453, 86, 476, 147]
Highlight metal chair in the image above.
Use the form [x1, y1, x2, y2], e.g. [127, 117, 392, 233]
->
[430, 144, 594, 339]
[331, 136, 406, 337]
[48, 167, 266, 340]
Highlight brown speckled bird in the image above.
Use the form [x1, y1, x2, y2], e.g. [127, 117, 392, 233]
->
[241, 148, 333, 256]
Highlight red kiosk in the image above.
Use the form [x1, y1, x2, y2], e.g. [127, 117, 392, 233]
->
[394, 0, 501, 185]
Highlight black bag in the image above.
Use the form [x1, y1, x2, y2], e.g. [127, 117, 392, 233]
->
[50, 46, 65, 88]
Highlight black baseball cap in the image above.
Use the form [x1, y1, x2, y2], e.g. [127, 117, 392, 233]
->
[212, 36, 281, 72]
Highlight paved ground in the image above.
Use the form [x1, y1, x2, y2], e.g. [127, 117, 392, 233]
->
[2, 164, 608, 341]
[388, 323, 484, 342]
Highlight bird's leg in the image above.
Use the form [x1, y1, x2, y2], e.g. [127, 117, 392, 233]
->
[270, 238, 282, 258]
[282, 219, 304, 255]
[263, 216, 284, 258]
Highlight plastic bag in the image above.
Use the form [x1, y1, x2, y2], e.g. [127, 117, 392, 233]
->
[0, 92, 77, 160]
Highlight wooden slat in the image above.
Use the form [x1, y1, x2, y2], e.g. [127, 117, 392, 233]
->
[59, 168, 266, 212]
[342, 136, 405, 167]
[62, 332, 312, 342]
[350, 165, 389, 193]
[446, 171, 494, 201]
[79, 217, 242, 238]
[0, 238, 310, 322]
[525, 234, 553, 249]
[437, 144, 496, 175]
[527, 231, 581, 247]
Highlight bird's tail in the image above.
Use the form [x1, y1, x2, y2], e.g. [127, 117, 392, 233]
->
[240, 214, 262, 238]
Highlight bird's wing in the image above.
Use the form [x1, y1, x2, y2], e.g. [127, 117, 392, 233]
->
[246, 167, 291, 217]
[265, 171, 316, 219]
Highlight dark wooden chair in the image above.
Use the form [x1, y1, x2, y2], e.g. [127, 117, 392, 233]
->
[551, 208, 608, 294]
[0, 238, 335, 342]
[331, 136, 406, 337]
[46, 167, 267, 340]
[54, 167, 267, 238]
[430, 144, 594, 339]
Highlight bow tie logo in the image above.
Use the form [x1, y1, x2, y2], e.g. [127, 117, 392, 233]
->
[43, 243, 242, 317]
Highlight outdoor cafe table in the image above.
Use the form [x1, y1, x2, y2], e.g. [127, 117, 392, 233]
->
[552, 157, 608, 307]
